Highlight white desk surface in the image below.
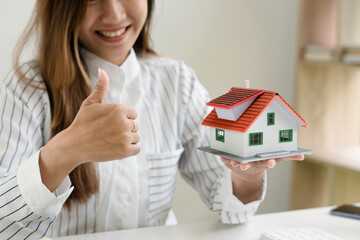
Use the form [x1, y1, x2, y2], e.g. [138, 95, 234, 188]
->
[54, 206, 359, 240]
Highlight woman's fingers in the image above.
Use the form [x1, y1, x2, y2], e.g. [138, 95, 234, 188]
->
[132, 131, 141, 144]
[221, 154, 305, 172]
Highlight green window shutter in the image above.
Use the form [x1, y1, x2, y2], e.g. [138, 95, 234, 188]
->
[216, 129, 225, 142]
[267, 112, 275, 125]
[279, 129, 293, 142]
[249, 132, 263, 146]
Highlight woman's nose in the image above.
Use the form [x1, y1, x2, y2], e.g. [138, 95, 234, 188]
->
[100, 0, 126, 24]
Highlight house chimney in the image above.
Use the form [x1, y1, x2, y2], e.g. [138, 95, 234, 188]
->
[244, 80, 250, 88]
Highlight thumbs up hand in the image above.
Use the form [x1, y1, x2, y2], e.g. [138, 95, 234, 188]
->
[40, 68, 140, 191]
[68, 68, 140, 163]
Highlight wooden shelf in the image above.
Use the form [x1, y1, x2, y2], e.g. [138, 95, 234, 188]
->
[290, 159, 360, 210]
[298, 0, 360, 67]
[299, 59, 360, 68]
[291, 0, 360, 210]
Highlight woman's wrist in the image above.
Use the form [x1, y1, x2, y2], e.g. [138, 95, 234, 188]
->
[39, 129, 82, 192]
[231, 170, 265, 204]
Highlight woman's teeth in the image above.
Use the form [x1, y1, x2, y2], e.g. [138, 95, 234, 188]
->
[98, 28, 126, 38]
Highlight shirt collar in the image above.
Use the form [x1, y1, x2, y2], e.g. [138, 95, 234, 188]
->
[80, 47, 141, 91]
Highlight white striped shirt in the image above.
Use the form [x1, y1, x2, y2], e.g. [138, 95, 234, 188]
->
[0, 49, 266, 239]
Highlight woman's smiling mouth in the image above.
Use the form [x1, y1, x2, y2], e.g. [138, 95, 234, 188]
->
[97, 27, 127, 38]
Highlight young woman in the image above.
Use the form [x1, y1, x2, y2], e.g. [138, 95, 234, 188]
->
[0, 0, 303, 239]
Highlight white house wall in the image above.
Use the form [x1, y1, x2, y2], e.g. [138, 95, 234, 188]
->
[209, 98, 298, 157]
[243, 99, 297, 157]
[210, 128, 244, 156]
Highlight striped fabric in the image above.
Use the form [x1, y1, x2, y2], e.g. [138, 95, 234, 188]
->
[0, 49, 265, 239]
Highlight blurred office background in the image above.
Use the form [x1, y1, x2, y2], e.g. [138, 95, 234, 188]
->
[1, 0, 359, 224]
[151, 0, 299, 222]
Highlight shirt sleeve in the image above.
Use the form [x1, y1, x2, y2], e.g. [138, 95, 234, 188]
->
[216, 170, 267, 224]
[0, 64, 72, 239]
[0, 152, 73, 239]
[17, 150, 73, 217]
[177, 62, 266, 224]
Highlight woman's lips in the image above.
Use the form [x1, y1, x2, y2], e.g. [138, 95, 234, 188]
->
[95, 26, 130, 43]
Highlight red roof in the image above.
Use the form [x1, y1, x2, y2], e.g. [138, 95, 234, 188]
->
[207, 87, 264, 109]
[202, 88, 308, 133]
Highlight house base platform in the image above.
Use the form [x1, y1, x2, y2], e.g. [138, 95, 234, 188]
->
[198, 147, 313, 163]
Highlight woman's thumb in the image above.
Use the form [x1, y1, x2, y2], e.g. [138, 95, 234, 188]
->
[83, 68, 109, 105]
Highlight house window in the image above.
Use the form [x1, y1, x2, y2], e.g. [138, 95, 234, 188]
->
[279, 129, 293, 142]
[267, 112, 275, 125]
[216, 129, 225, 142]
[249, 132, 263, 146]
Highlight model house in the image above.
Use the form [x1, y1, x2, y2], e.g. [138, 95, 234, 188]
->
[200, 86, 310, 161]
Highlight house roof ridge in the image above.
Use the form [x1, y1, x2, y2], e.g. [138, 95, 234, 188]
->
[275, 95, 308, 127]
[207, 87, 265, 109]
[230, 86, 263, 91]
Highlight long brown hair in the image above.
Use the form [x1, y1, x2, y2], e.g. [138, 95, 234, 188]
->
[13, 0, 155, 209]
